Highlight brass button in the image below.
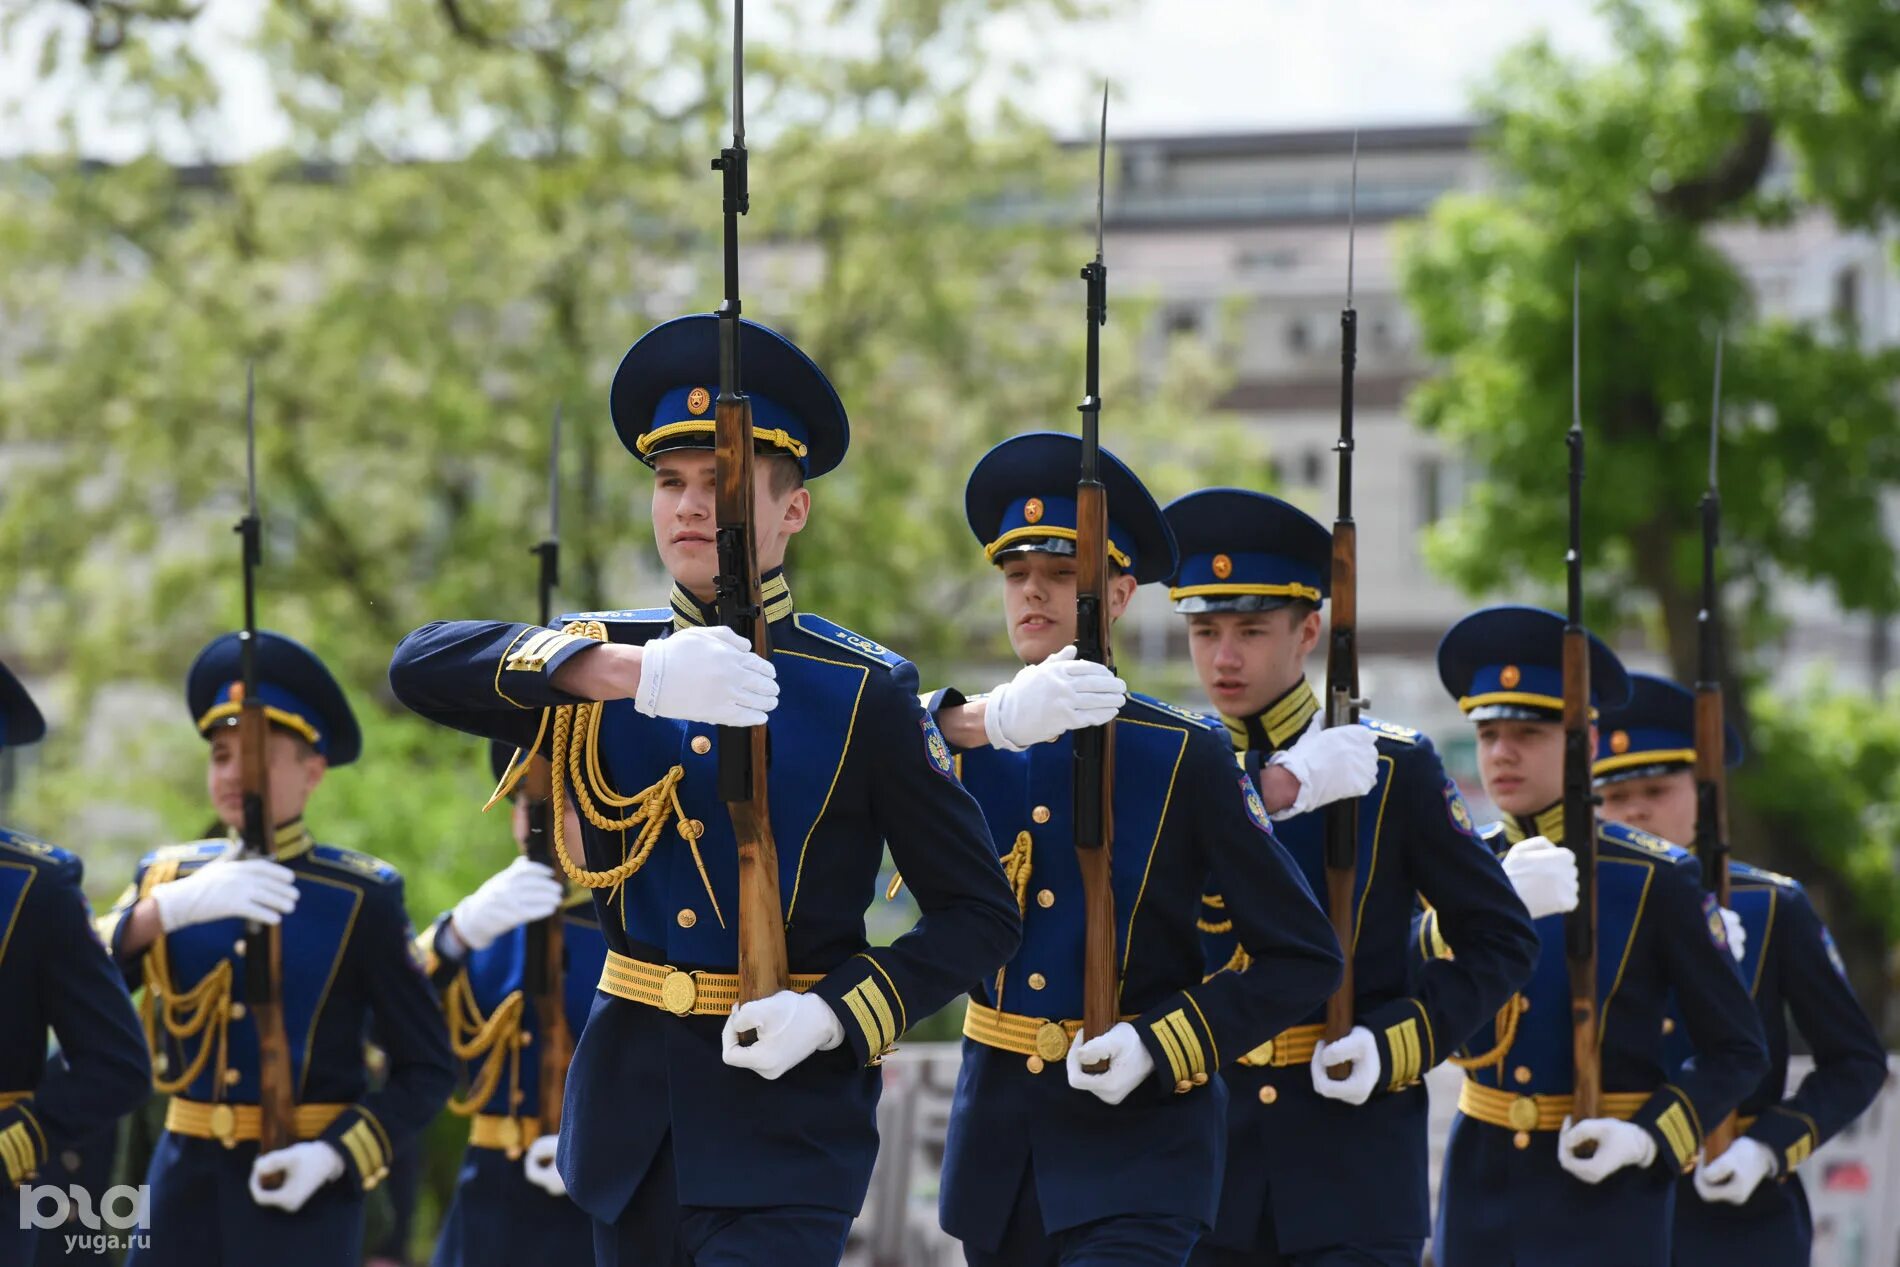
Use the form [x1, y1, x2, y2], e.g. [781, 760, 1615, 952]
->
[1036, 889, 1055, 909]
[1191, 1072, 1208, 1086]
[1027, 973, 1047, 991]
[154, 1054, 170, 1077]
[209, 1103, 237, 1146]
[518, 1030, 533, 1047]
[1661, 1017, 1676, 1035]
[1034, 1023, 1071, 1062]
[1508, 1096, 1540, 1132]
[1032, 805, 1051, 824]
[1258, 1085, 1278, 1105]
[1025, 1056, 1045, 1074]
[1517, 996, 1530, 1013]
[659, 970, 698, 1015]
[677, 908, 697, 928]
[223, 1068, 241, 1086]
[1513, 1130, 1531, 1150]
[1514, 1066, 1532, 1086]
[228, 1002, 246, 1021]
[691, 735, 712, 755]
[233, 939, 247, 957]
[1174, 1079, 1193, 1095]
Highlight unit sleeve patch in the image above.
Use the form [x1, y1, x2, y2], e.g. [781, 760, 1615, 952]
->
[1821, 926, 1850, 981]
[1242, 774, 1275, 835]
[1701, 892, 1729, 952]
[1443, 778, 1477, 839]
[921, 717, 958, 780]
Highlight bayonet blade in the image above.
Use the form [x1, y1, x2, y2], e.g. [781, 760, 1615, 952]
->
[733, 0, 745, 147]
[549, 401, 562, 542]
[245, 361, 258, 517]
[1094, 84, 1108, 265]
[1347, 131, 1359, 309]
[1709, 331, 1723, 491]
[1571, 260, 1581, 437]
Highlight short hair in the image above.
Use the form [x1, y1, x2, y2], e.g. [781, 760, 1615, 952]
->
[1283, 598, 1321, 626]
[763, 454, 805, 497]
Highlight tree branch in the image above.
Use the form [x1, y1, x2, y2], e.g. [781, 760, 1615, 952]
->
[1654, 111, 1775, 222]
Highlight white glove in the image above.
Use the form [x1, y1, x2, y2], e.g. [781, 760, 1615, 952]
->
[523, 1134, 567, 1197]
[982, 646, 1127, 751]
[1693, 1135, 1777, 1204]
[1500, 836, 1579, 921]
[153, 855, 299, 932]
[1065, 1022, 1156, 1106]
[249, 1141, 344, 1212]
[635, 625, 779, 727]
[449, 858, 564, 954]
[721, 991, 844, 1080]
[1557, 1116, 1658, 1184]
[1309, 1026, 1381, 1105]
[1721, 907, 1747, 964]
[1265, 717, 1380, 820]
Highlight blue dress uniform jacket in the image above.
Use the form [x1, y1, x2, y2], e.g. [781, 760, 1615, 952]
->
[1669, 861, 1886, 1266]
[387, 582, 1020, 1228]
[1196, 686, 1538, 1257]
[1424, 811, 1768, 1267]
[0, 829, 152, 1264]
[100, 825, 454, 1267]
[424, 897, 609, 1267]
[932, 689, 1343, 1253]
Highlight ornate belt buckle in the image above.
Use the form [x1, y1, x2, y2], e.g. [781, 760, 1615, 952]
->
[209, 1103, 238, 1148]
[1508, 1095, 1540, 1132]
[1034, 1022, 1071, 1063]
[660, 970, 698, 1016]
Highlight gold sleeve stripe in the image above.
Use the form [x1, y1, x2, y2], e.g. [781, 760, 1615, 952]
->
[854, 955, 909, 1036]
[1784, 1133, 1814, 1171]
[0, 1121, 40, 1183]
[1655, 1103, 1697, 1170]
[1150, 1015, 1189, 1083]
[1384, 1018, 1422, 1089]
[1423, 910, 1453, 960]
[357, 1105, 392, 1160]
[1179, 993, 1220, 1069]
[1408, 998, 1437, 1070]
[1167, 1011, 1206, 1078]
[505, 630, 581, 673]
[842, 979, 897, 1056]
[493, 628, 533, 706]
[338, 1118, 386, 1186]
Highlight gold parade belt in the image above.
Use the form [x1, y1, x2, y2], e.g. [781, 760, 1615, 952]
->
[1458, 1079, 1650, 1134]
[597, 950, 824, 1018]
[165, 1099, 348, 1148]
[961, 1000, 1137, 1074]
[469, 1114, 539, 1157]
[1236, 1022, 1326, 1069]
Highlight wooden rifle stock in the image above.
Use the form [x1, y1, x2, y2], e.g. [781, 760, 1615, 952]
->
[1322, 518, 1359, 1064]
[518, 758, 571, 1137]
[1073, 479, 1118, 1069]
[239, 699, 297, 1184]
[1563, 627, 1601, 1147]
[1696, 686, 1737, 1162]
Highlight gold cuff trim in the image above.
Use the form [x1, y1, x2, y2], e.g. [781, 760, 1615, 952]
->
[596, 950, 822, 1018]
[1457, 1080, 1648, 1132]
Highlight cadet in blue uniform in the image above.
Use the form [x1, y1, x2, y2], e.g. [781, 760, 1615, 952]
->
[1423, 607, 1766, 1267]
[1159, 490, 1539, 1267]
[99, 632, 454, 1267]
[1594, 674, 1887, 1267]
[424, 740, 606, 1267]
[0, 661, 151, 1265]
[926, 435, 1344, 1266]
[388, 314, 1020, 1267]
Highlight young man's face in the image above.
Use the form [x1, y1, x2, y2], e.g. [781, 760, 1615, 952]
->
[651, 451, 810, 599]
[1184, 608, 1321, 717]
[207, 726, 328, 831]
[1597, 770, 1698, 846]
[1000, 551, 1138, 666]
[1473, 717, 1580, 819]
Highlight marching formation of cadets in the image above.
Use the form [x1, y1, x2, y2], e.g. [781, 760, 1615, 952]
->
[0, 307, 1891, 1267]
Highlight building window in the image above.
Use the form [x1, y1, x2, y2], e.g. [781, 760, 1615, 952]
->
[1833, 266, 1860, 327]
[1165, 306, 1200, 337]
[1301, 449, 1324, 486]
[1286, 318, 1310, 354]
[1417, 456, 1467, 528]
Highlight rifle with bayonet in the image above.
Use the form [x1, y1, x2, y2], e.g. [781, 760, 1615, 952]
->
[523, 401, 572, 1143]
[1563, 263, 1603, 1151]
[237, 365, 297, 1186]
[1073, 87, 1117, 1070]
[1321, 134, 1365, 1078]
[711, 0, 790, 1043]
[1696, 334, 1737, 1164]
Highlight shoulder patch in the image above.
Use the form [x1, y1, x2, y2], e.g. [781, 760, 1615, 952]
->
[1360, 716, 1421, 745]
[1730, 860, 1800, 891]
[0, 828, 74, 866]
[1129, 693, 1224, 732]
[1820, 926, 1850, 981]
[920, 716, 958, 780]
[1601, 821, 1687, 861]
[1442, 778, 1478, 839]
[309, 843, 401, 885]
[1240, 773, 1276, 835]
[559, 607, 671, 625]
[791, 614, 906, 670]
[1700, 892, 1730, 953]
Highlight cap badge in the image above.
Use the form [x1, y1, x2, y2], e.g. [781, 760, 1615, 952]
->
[1499, 665, 1521, 689]
[228, 681, 245, 704]
[1023, 497, 1044, 525]
[1212, 553, 1233, 580]
[1610, 730, 1630, 754]
[686, 386, 711, 416]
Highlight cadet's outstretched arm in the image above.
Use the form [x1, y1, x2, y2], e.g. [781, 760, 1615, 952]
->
[1745, 886, 1887, 1171]
[1134, 733, 1342, 1094]
[1630, 861, 1768, 1173]
[1382, 740, 1539, 1090]
[388, 620, 614, 747]
[809, 669, 1020, 1067]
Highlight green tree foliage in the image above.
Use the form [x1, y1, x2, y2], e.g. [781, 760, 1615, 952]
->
[1399, 0, 1900, 1010]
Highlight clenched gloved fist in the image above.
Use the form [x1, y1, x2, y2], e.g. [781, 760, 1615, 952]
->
[449, 857, 564, 954]
[1267, 717, 1380, 819]
[1309, 1026, 1381, 1105]
[721, 991, 843, 1081]
[1500, 836, 1579, 921]
[1693, 1136, 1776, 1204]
[153, 855, 299, 932]
[983, 646, 1127, 751]
[523, 1134, 567, 1197]
[249, 1141, 344, 1212]
[1557, 1116, 1657, 1184]
[1065, 1023, 1155, 1106]
[636, 626, 779, 727]
[1720, 907, 1747, 964]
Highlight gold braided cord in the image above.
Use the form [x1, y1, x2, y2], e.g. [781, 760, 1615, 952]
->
[142, 947, 233, 1095]
[1450, 993, 1526, 1072]
[1001, 832, 1033, 918]
[441, 977, 525, 1117]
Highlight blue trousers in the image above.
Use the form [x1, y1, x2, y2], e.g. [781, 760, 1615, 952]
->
[429, 1145, 592, 1267]
[589, 1133, 853, 1267]
[1189, 1240, 1421, 1266]
[125, 1132, 365, 1267]
[963, 1169, 1204, 1267]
